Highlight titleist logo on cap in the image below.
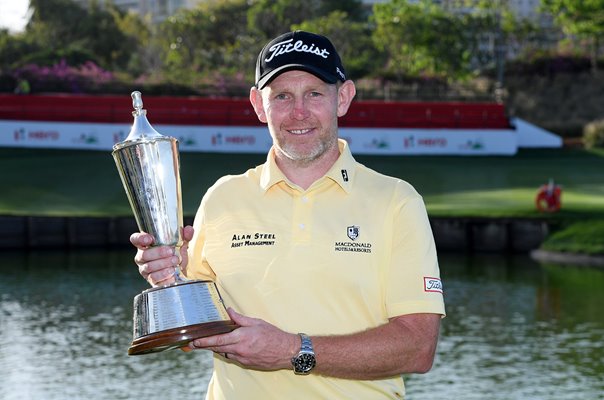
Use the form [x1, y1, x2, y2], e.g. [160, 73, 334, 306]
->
[264, 38, 330, 63]
[255, 31, 346, 88]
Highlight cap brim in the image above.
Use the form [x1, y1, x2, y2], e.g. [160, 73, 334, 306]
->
[256, 64, 339, 89]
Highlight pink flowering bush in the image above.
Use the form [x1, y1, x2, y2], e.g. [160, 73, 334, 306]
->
[12, 59, 114, 93]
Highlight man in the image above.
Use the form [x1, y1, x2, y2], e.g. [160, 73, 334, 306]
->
[131, 30, 445, 399]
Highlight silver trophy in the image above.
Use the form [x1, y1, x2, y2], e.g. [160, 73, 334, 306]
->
[112, 91, 237, 355]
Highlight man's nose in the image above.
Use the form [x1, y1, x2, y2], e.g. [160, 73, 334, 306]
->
[291, 97, 310, 120]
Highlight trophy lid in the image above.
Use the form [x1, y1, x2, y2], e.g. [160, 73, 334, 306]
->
[113, 91, 167, 150]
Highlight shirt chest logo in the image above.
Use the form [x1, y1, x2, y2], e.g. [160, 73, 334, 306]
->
[335, 225, 372, 254]
[347, 225, 359, 240]
[231, 232, 277, 248]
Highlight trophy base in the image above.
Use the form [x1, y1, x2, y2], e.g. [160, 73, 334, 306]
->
[128, 280, 237, 356]
[128, 320, 239, 355]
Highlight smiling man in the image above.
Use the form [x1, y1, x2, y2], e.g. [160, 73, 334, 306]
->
[131, 31, 445, 399]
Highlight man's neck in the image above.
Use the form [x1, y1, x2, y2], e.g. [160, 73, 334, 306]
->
[274, 145, 340, 190]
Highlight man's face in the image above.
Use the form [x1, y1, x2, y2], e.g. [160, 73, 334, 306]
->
[255, 70, 341, 167]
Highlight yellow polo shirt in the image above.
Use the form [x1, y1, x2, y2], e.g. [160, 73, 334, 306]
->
[187, 139, 445, 400]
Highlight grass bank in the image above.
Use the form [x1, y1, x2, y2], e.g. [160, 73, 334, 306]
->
[2, 147, 604, 253]
[539, 220, 604, 255]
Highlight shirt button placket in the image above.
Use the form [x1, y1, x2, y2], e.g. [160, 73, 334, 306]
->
[293, 194, 312, 242]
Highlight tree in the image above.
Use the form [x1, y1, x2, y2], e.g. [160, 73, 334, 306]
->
[317, 0, 367, 22]
[540, 0, 604, 72]
[294, 11, 380, 79]
[25, 0, 135, 69]
[26, 0, 88, 49]
[158, 0, 252, 91]
[0, 29, 36, 71]
[246, 0, 366, 40]
[111, 10, 156, 78]
[372, 0, 472, 81]
[247, 0, 323, 40]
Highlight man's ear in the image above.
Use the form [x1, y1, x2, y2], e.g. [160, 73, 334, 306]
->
[336, 80, 356, 118]
[249, 87, 267, 123]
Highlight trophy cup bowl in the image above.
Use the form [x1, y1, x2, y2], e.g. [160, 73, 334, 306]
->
[112, 91, 237, 355]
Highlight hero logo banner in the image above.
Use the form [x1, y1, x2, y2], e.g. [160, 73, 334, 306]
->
[335, 225, 372, 253]
[424, 277, 443, 293]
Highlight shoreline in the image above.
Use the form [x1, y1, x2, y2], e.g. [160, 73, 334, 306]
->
[0, 214, 550, 254]
[530, 249, 604, 268]
[5, 214, 602, 267]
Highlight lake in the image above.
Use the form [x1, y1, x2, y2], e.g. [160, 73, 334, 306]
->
[1, 250, 602, 400]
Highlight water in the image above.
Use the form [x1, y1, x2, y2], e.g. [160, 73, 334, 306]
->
[408, 254, 604, 400]
[0, 251, 212, 400]
[1, 250, 603, 400]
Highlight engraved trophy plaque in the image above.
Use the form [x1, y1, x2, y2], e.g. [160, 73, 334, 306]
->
[112, 91, 237, 355]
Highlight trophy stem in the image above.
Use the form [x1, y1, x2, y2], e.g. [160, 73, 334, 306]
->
[174, 266, 186, 283]
[173, 245, 186, 283]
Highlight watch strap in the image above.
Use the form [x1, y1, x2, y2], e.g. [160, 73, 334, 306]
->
[299, 333, 313, 352]
[292, 332, 316, 375]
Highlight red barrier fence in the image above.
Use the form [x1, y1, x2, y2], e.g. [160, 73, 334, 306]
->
[0, 94, 511, 129]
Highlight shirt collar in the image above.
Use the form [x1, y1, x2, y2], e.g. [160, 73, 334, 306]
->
[259, 138, 356, 194]
[324, 139, 356, 194]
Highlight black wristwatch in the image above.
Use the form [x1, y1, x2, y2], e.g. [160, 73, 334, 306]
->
[291, 333, 316, 375]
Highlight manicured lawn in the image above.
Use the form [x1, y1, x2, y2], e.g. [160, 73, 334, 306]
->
[2, 147, 603, 220]
[359, 148, 604, 219]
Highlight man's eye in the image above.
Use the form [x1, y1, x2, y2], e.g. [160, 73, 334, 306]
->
[309, 91, 322, 97]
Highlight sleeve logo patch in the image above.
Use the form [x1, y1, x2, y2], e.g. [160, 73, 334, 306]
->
[424, 277, 443, 293]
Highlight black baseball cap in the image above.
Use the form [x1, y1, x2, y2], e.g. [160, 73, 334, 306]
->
[255, 30, 346, 89]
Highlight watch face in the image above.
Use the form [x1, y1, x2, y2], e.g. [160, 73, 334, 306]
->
[293, 352, 316, 374]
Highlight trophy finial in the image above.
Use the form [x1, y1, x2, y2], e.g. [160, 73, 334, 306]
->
[116, 90, 163, 142]
[132, 91, 144, 116]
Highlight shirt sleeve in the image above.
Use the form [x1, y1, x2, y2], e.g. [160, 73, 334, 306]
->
[385, 189, 446, 318]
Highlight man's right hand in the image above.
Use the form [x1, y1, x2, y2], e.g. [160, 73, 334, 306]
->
[130, 225, 194, 287]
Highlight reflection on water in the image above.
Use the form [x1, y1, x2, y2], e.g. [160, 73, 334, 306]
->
[1, 251, 603, 400]
[407, 253, 604, 400]
[0, 250, 212, 400]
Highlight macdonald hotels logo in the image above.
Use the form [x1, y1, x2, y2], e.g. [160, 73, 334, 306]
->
[335, 225, 372, 254]
[347, 225, 359, 240]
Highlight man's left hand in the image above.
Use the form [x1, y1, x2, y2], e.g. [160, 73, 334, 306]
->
[187, 308, 298, 371]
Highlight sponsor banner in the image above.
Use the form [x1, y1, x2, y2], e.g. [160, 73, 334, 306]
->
[0, 120, 517, 155]
[0, 120, 273, 153]
[340, 127, 517, 155]
[3, 120, 128, 150]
